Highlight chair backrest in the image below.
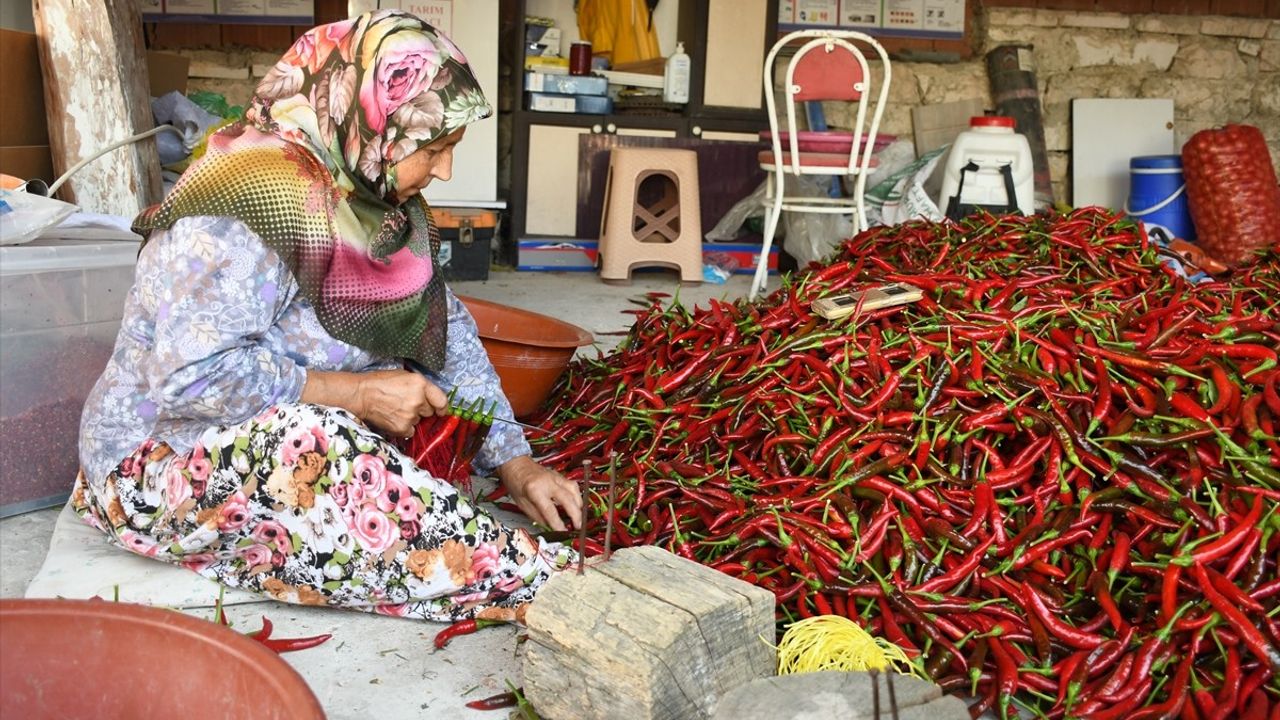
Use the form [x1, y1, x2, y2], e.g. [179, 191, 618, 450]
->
[763, 30, 891, 179]
[792, 45, 864, 102]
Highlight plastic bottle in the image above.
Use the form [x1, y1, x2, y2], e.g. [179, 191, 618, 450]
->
[937, 116, 1035, 219]
[663, 41, 691, 104]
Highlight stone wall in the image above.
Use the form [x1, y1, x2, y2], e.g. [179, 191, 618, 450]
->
[181, 49, 283, 110]
[819, 8, 1280, 204]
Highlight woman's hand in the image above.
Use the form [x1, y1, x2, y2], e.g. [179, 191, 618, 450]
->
[301, 369, 449, 438]
[496, 455, 583, 532]
[356, 370, 449, 436]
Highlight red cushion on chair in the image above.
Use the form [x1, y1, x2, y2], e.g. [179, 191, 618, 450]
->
[758, 149, 880, 169]
[793, 44, 864, 102]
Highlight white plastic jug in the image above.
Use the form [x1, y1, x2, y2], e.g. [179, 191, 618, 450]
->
[938, 116, 1035, 219]
[663, 41, 691, 104]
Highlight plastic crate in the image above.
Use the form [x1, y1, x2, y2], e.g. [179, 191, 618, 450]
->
[0, 238, 139, 517]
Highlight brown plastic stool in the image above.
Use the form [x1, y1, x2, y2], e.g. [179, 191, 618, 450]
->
[598, 148, 703, 285]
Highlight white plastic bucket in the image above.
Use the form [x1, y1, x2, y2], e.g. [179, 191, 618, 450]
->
[938, 116, 1035, 218]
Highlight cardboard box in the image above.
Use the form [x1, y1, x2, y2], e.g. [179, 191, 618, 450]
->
[517, 240, 599, 271]
[526, 71, 608, 96]
[517, 240, 778, 274]
[527, 92, 613, 115]
[524, 56, 570, 72]
[0, 146, 55, 186]
[148, 51, 191, 97]
[525, 25, 562, 57]
[1, 30, 50, 149]
[0, 29, 53, 184]
[704, 242, 781, 275]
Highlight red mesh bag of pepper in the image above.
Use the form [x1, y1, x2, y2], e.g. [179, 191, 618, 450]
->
[1180, 124, 1280, 268]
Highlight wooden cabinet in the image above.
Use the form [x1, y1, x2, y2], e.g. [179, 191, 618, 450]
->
[504, 0, 778, 262]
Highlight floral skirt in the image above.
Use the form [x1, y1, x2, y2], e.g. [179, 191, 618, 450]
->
[72, 403, 574, 623]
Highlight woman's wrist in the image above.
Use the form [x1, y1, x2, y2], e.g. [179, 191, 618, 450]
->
[496, 455, 538, 488]
[301, 369, 366, 418]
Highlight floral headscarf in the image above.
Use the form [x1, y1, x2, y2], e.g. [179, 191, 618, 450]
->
[134, 10, 492, 370]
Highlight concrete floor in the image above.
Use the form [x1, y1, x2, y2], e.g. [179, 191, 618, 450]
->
[0, 269, 759, 720]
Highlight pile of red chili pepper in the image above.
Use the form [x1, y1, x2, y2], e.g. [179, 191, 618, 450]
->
[528, 208, 1280, 718]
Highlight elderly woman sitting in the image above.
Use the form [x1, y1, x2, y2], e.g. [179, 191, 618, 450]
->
[74, 10, 580, 624]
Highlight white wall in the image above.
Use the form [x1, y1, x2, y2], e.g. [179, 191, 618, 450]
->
[524, 0, 682, 58]
[1, 1, 35, 31]
[347, 0, 502, 204]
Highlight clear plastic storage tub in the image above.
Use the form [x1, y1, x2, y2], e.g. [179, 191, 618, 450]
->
[0, 239, 139, 517]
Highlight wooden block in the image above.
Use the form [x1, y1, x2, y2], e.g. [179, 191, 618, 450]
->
[523, 546, 776, 720]
[713, 671, 970, 720]
[34, 0, 163, 213]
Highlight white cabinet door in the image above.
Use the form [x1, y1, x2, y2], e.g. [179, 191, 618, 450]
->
[351, 0, 502, 204]
[421, 0, 500, 205]
[704, 0, 768, 110]
[526, 124, 593, 236]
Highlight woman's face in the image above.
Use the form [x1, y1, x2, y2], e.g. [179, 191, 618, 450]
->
[392, 126, 467, 203]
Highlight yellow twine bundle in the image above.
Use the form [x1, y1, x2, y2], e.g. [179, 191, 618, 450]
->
[776, 615, 922, 678]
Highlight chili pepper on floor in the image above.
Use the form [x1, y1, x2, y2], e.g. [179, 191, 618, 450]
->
[242, 615, 333, 654]
[465, 691, 520, 710]
[434, 618, 502, 650]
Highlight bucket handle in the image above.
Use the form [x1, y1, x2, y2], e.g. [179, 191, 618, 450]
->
[1124, 183, 1186, 218]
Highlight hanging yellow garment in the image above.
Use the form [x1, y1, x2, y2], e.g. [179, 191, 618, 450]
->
[577, 0, 662, 67]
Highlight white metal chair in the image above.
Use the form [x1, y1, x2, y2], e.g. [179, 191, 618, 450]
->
[750, 30, 891, 299]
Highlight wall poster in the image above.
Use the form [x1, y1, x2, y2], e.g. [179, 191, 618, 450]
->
[782, 0, 965, 39]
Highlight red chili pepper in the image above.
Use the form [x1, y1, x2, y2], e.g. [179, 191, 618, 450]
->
[465, 691, 520, 711]
[258, 632, 334, 654]
[1175, 494, 1262, 566]
[243, 615, 333, 654]
[1089, 571, 1128, 633]
[1191, 562, 1280, 671]
[916, 536, 993, 594]
[1023, 585, 1104, 650]
[434, 618, 502, 650]
[1264, 371, 1280, 417]
[1108, 531, 1131, 583]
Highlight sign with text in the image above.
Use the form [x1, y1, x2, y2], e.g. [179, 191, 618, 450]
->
[380, 0, 453, 36]
[782, 0, 965, 39]
[142, 0, 313, 23]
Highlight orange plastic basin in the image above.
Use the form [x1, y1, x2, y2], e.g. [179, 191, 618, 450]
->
[458, 295, 594, 419]
[0, 599, 326, 720]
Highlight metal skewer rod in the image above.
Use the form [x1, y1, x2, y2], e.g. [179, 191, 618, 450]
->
[578, 460, 591, 575]
[603, 451, 618, 560]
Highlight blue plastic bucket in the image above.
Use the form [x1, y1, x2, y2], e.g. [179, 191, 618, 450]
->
[1125, 155, 1195, 241]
